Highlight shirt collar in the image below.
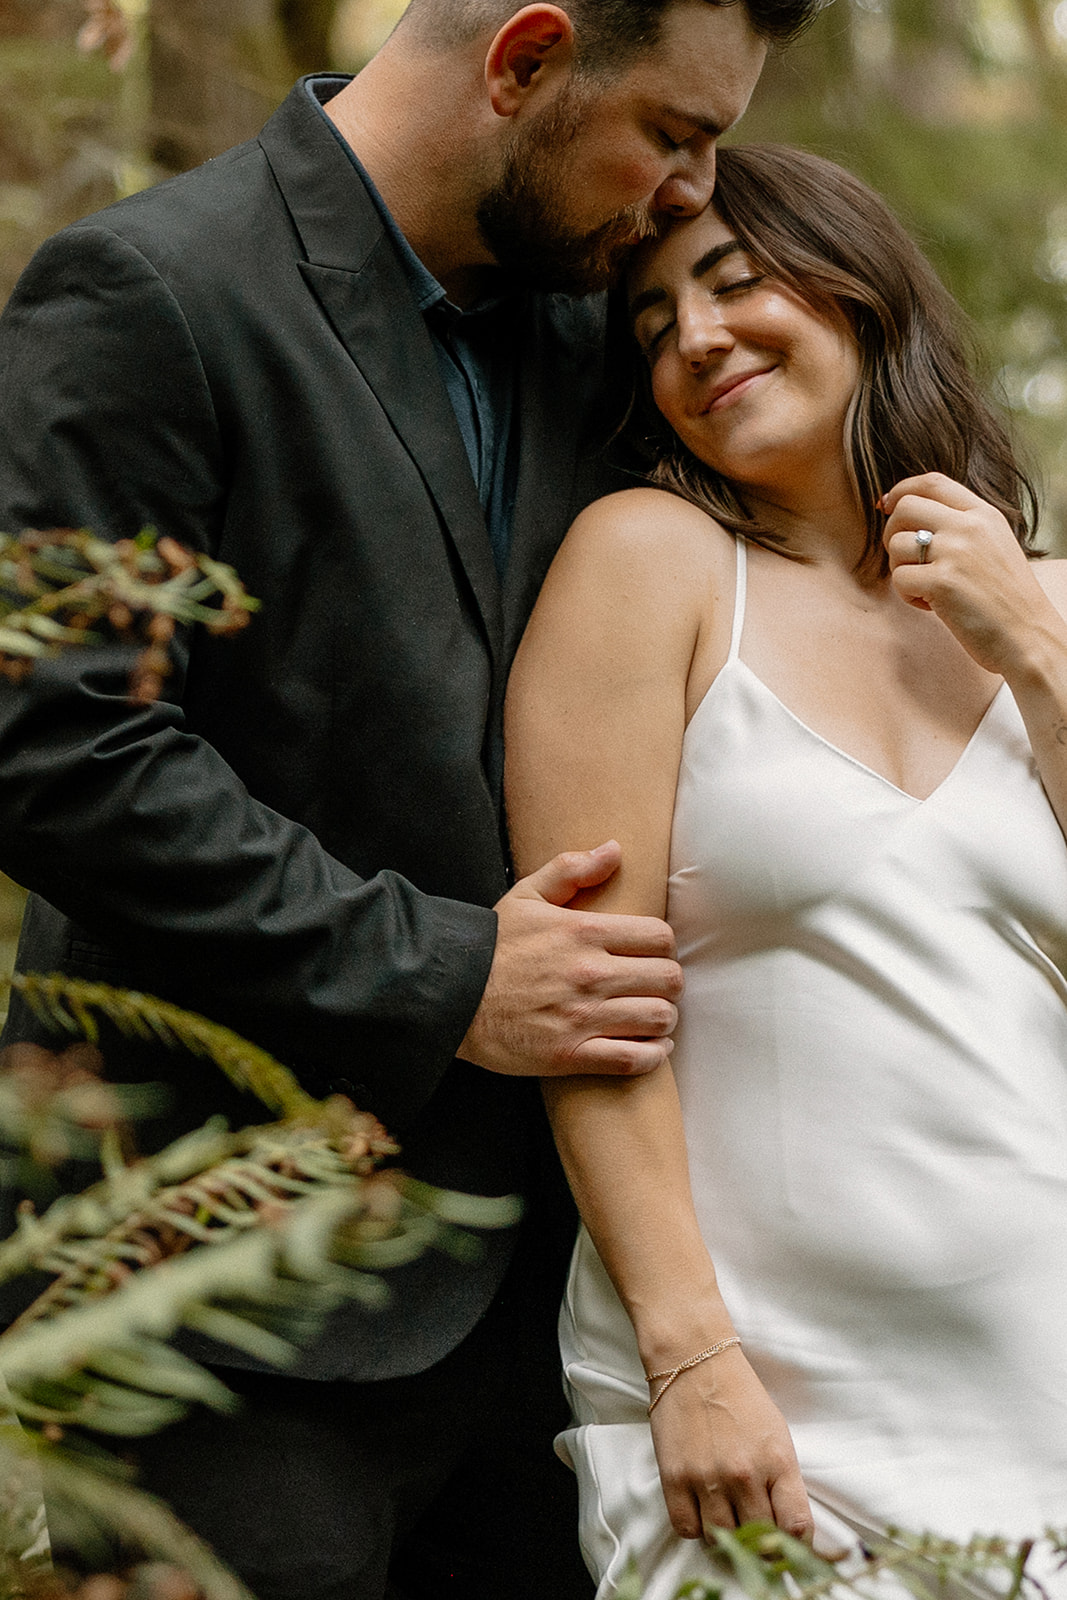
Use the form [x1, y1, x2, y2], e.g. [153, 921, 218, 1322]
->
[305, 75, 516, 320]
[305, 75, 445, 313]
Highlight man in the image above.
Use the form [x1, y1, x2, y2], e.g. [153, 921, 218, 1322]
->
[0, 0, 817, 1594]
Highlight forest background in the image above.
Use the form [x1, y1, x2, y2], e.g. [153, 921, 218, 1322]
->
[0, 0, 1063, 960]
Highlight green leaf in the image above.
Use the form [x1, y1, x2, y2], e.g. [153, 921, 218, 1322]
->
[615, 1556, 646, 1600]
[399, 1176, 523, 1229]
[83, 1343, 239, 1414]
[706, 1525, 780, 1600]
[178, 1304, 295, 1368]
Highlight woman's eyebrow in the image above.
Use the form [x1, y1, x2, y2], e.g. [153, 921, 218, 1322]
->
[692, 240, 744, 279]
[629, 240, 745, 325]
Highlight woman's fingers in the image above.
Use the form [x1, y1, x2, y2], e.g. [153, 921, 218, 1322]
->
[661, 1476, 720, 1540]
[665, 1462, 805, 1541]
[880, 471, 985, 517]
[770, 1468, 816, 1544]
[661, 1471, 765, 1540]
[717, 1471, 775, 1530]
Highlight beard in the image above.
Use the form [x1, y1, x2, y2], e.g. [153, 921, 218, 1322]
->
[476, 89, 660, 296]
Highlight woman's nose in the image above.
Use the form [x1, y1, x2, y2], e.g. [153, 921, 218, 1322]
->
[676, 303, 731, 368]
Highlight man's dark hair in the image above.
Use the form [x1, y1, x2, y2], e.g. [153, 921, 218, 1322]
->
[402, 0, 821, 66]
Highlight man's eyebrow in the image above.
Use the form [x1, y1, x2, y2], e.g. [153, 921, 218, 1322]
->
[629, 241, 744, 325]
[665, 108, 726, 138]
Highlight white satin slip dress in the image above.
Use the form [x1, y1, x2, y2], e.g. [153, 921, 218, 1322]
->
[559, 534, 1067, 1600]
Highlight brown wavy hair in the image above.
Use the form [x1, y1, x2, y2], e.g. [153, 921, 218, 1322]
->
[627, 144, 1040, 563]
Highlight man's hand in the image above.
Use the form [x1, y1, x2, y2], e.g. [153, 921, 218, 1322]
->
[458, 841, 682, 1077]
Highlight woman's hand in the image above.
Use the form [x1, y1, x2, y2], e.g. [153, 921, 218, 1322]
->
[881, 472, 1061, 679]
[648, 1342, 813, 1543]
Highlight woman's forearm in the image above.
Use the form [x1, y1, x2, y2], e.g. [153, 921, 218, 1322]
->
[544, 1064, 736, 1371]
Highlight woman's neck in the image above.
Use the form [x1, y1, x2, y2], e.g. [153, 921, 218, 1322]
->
[742, 486, 874, 574]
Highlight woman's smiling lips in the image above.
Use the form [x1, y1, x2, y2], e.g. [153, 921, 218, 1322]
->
[698, 365, 775, 413]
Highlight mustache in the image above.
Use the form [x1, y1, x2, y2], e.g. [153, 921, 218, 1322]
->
[580, 203, 665, 287]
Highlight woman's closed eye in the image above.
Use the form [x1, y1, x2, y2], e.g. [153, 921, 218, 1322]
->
[637, 313, 676, 357]
[713, 272, 766, 297]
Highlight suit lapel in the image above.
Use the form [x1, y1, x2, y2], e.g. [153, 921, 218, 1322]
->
[258, 81, 504, 664]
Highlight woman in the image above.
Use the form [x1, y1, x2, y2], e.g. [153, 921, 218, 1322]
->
[505, 146, 1067, 1600]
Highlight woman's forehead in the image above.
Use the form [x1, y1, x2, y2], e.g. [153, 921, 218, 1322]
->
[628, 209, 739, 306]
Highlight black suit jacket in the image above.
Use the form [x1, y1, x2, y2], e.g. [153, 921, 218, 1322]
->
[0, 78, 626, 1376]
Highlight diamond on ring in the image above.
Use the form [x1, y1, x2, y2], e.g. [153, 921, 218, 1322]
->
[915, 529, 934, 564]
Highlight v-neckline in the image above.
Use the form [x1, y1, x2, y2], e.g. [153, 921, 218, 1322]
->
[692, 657, 1008, 805]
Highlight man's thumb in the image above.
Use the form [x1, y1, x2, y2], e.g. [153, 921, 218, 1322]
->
[521, 841, 621, 907]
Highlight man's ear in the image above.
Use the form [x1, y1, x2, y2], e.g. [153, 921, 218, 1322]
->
[485, 4, 576, 117]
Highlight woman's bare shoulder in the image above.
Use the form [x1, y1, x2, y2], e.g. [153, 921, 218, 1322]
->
[554, 486, 735, 592]
[568, 485, 731, 543]
[517, 488, 732, 686]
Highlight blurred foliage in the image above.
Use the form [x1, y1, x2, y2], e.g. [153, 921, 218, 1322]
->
[0, 979, 519, 1594]
[0, 529, 256, 702]
[0, 523, 258, 1013]
[618, 1521, 1067, 1600]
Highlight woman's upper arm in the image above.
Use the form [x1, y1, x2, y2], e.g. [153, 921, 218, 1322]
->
[505, 488, 715, 918]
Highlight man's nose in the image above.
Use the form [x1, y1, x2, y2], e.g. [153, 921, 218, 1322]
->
[652, 145, 717, 218]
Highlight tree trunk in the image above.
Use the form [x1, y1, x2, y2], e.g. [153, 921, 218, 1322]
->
[147, 0, 294, 174]
[0, 0, 80, 40]
[277, 0, 344, 75]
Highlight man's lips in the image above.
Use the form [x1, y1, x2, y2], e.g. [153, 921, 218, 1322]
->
[699, 366, 774, 413]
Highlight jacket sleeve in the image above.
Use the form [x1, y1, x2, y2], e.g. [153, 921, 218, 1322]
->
[0, 223, 498, 1129]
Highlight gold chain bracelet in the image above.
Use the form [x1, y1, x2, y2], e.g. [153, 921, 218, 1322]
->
[645, 1335, 742, 1415]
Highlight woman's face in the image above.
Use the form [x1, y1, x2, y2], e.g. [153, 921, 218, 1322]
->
[629, 209, 861, 498]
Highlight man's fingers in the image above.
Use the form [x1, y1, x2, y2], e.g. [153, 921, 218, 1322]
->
[520, 841, 622, 907]
[576, 954, 681, 1003]
[555, 1034, 674, 1076]
[462, 858, 682, 1076]
[586, 913, 678, 960]
[577, 995, 678, 1037]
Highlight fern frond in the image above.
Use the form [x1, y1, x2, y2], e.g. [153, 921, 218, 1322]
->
[0, 1378, 50, 1591]
[4, 1114, 399, 1323]
[0, 1190, 382, 1436]
[0, 1101, 515, 1444]
[10, 1434, 259, 1600]
[9, 974, 325, 1120]
[0, 1122, 236, 1290]
[0, 529, 258, 648]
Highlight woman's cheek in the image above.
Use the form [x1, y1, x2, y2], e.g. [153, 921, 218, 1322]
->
[651, 367, 685, 434]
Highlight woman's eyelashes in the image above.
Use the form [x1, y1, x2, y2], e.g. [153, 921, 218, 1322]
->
[638, 274, 769, 358]
[716, 272, 766, 295]
[642, 316, 675, 354]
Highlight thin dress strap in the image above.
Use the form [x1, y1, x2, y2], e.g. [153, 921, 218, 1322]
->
[727, 536, 748, 663]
